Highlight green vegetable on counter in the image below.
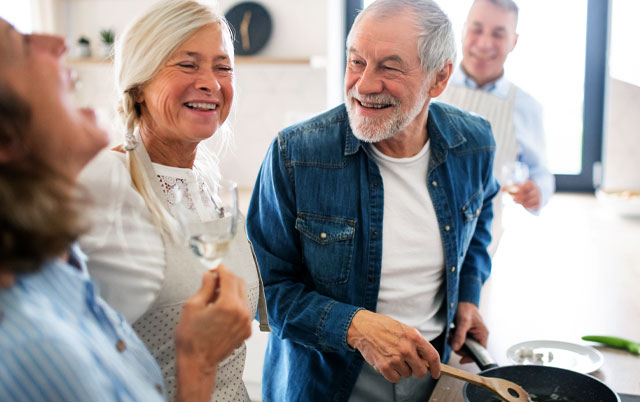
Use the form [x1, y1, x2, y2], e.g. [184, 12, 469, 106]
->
[582, 335, 639, 355]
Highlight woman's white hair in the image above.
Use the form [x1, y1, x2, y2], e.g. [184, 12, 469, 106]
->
[114, 0, 233, 238]
[347, 0, 457, 77]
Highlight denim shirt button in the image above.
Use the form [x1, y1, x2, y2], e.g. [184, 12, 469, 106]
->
[450, 266, 456, 273]
[444, 225, 450, 231]
[372, 230, 378, 237]
[431, 181, 438, 187]
[450, 302, 454, 309]
[320, 232, 327, 240]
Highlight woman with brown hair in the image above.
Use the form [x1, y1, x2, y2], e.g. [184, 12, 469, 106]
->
[0, 17, 251, 401]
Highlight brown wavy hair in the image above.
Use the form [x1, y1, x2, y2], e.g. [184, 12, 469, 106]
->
[0, 84, 87, 272]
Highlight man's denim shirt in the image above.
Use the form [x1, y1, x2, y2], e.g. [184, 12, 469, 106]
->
[247, 102, 499, 402]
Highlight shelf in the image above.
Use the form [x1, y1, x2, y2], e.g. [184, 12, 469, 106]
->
[235, 56, 312, 65]
[66, 56, 317, 66]
[66, 57, 112, 65]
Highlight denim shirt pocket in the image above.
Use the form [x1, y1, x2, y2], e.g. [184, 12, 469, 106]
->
[295, 212, 356, 285]
[460, 189, 484, 250]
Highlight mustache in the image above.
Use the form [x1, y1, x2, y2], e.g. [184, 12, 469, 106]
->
[347, 87, 400, 106]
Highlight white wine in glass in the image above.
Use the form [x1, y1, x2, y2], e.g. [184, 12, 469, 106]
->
[188, 179, 239, 270]
[501, 161, 529, 195]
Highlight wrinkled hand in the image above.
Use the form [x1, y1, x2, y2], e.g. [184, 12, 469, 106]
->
[506, 179, 541, 211]
[174, 265, 252, 402]
[347, 310, 441, 383]
[450, 302, 488, 364]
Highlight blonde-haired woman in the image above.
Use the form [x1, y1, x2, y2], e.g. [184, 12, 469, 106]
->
[78, 1, 269, 401]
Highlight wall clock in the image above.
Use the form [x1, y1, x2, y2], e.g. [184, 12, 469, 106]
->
[225, 2, 273, 56]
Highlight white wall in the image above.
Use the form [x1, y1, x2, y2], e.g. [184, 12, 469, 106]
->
[602, 78, 640, 191]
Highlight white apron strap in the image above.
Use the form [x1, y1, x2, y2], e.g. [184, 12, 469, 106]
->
[128, 128, 270, 331]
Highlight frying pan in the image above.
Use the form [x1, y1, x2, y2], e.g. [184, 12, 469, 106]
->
[461, 339, 620, 402]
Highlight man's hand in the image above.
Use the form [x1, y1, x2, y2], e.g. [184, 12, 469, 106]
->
[347, 310, 441, 383]
[508, 179, 541, 211]
[174, 265, 252, 402]
[450, 302, 488, 364]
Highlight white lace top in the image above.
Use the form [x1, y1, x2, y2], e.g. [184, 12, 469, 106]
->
[77, 150, 220, 323]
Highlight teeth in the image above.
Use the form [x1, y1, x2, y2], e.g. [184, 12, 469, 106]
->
[360, 101, 389, 109]
[186, 102, 217, 110]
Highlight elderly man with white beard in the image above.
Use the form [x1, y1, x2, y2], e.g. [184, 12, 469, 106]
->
[247, 1, 500, 401]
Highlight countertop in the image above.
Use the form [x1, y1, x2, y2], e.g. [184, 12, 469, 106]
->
[429, 193, 640, 401]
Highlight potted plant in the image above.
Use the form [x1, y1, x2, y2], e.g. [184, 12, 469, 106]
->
[77, 36, 91, 58]
[99, 28, 115, 58]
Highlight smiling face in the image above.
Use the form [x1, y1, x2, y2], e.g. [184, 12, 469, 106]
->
[461, 0, 518, 87]
[0, 19, 108, 179]
[344, 9, 439, 143]
[136, 23, 234, 147]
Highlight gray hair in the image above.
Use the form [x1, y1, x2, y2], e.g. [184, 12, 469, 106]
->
[347, 0, 457, 75]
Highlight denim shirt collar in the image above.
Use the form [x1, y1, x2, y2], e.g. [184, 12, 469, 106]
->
[343, 124, 362, 157]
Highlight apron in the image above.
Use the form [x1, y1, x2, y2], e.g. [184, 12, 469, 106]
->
[438, 83, 518, 256]
[129, 131, 269, 402]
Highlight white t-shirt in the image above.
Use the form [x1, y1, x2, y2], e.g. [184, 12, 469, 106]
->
[369, 141, 446, 341]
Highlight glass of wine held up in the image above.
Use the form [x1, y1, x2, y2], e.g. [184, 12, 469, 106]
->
[172, 178, 239, 274]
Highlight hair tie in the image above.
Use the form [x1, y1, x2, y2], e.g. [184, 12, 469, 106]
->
[123, 126, 140, 151]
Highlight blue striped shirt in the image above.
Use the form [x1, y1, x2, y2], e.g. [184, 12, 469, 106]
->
[0, 245, 166, 402]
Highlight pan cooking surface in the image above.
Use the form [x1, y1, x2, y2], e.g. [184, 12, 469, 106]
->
[464, 365, 619, 402]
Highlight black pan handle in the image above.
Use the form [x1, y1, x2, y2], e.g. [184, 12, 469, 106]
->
[463, 338, 499, 371]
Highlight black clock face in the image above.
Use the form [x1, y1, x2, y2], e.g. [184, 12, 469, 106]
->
[225, 2, 272, 56]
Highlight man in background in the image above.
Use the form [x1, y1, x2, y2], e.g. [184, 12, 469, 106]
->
[438, 0, 555, 254]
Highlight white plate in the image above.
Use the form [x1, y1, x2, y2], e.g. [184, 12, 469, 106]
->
[506, 340, 604, 373]
[596, 189, 640, 218]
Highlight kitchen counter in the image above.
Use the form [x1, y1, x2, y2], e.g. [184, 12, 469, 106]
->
[429, 193, 640, 401]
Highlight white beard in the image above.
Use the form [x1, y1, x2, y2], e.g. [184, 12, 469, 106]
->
[345, 86, 429, 143]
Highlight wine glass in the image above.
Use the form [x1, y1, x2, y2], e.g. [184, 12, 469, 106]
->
[171, 179, 239, 270]
[501, 161, 529, 195]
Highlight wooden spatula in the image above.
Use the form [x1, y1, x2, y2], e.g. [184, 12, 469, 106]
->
[440, 363, 530, 402]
